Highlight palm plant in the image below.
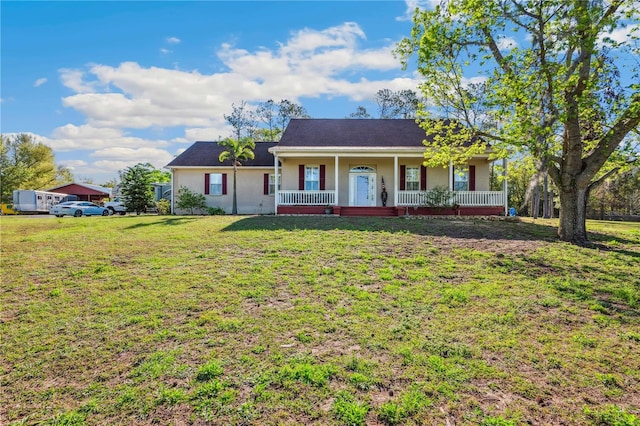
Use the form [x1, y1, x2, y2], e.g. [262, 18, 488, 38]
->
[218, 137, 255, 215]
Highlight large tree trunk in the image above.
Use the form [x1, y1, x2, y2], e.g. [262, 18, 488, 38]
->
[558, 186, 590, 245]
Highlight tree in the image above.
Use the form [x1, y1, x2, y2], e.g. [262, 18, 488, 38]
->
[224, 101, 256, 142]
[373, 89, 420, 119]
[396, 0, 640, 244]
[218, 137, 255, 215]
[276, 100, 309, 135]
[348, 106, 372, 118]
[120, 163, 154, 215]
[176, 186, 206, 215]
[0, 133, 73, 203]
[256, 99, 279, 141]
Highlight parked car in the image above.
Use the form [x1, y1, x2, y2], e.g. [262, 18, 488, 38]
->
[49, 201, 110, 217]
[104, 198, 127, 215]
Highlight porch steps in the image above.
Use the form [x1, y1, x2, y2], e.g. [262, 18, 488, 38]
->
[339, 207, 397, 217]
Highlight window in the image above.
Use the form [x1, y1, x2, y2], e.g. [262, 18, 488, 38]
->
[269, 174, 281, 195]
[405, 167, 420, 191]
[209, 173, 223, 195]
[454, 166, 469, 191]
[305, 166, 319, 190]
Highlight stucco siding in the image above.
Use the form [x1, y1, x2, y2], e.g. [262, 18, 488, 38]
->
[172, 168, 275, 214]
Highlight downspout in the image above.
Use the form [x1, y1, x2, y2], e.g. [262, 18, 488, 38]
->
[448, 160, 454, 191]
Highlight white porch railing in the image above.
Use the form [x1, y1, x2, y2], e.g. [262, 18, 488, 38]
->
[397, 190, 504, 207]
[278, 190, 335, 205]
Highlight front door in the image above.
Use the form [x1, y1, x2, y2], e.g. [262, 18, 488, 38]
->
[349, 167, 376, 206]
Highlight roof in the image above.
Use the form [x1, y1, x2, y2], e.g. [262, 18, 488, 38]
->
[276, 119, 479, 148]
[166, 141, 277, 168]
[47, 182, 112, 195]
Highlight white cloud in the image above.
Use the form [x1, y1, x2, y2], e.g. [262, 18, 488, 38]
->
[58, 159, 88, 170]
[397, 0, 439, 21]
[57, 22, 418, 132]
[59, 68, 99, 93]
[496, 36, 518, 51]
[33, 77, 48, 87]
[160, 48, 172, 54]
[167, 36, 181, 44]
[599, 23, 638, 45]
[49, 124, 170, 151]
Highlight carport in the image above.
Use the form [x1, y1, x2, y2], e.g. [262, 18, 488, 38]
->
[48, 182, 112, 203]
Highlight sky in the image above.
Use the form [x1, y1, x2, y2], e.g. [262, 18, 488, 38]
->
[1, 1, 637, 185]
[1, 0, 434, 184]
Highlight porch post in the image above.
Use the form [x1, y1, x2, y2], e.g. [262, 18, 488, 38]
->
[334, 155, 339, 206]
[502, 157, 508, 215]
[274, 154, 279, 215]
[448, 160, 453, 191]
[393, 155, 398, 206]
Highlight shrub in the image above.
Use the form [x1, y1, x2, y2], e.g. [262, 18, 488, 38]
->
[156, 199, 171, 215]
[176, 186, 206, 214]
[207, 206, 226, 215]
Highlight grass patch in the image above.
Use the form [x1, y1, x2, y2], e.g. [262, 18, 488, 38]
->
[1, 215, 639, 424]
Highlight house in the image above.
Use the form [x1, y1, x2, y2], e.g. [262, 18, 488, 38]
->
[166, 119, 507, 216]
[48, 182, 112, 203]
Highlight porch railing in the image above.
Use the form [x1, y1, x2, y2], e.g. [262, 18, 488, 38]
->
[278, 190, 335, 206]
[278, 190, 503, 207]
[397, 190, 504, 207]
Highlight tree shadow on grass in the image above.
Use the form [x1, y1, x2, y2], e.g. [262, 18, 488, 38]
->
[220, 215, 560, 242]
[124, 217, 199, 229]
[221, 215, 640, 248]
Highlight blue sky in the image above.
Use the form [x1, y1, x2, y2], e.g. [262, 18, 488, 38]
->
[2, 0, 430, 183]
[2, 1, 637, 185]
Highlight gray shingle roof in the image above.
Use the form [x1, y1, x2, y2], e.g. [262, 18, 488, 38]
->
[277, 119, 477, 147]
[166, 142, 277, 167]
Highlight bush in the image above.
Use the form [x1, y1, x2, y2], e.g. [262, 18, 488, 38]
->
[207, 206, 225, 215]
[156, 199, 171, 215]
[176, 186, 206, 215]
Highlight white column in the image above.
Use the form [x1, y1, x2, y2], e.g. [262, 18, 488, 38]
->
[334, 155, 339, 206]
[393, 156, 398, 207]
[448, 160, 454, 191]
[274, 154, 279, 215]
[503, 157, 508, 215]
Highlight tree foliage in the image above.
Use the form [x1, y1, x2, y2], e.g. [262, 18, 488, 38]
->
[176, 186, 206, 215]
[225, 101, 256, 142]
[0, 133, 73, 203]
[348, 106, 372, 119]
[396, 0, 640, 244]
[120, 163, 155, 215]
[218, 137, 256, 215]
[373, 89, 420, 119]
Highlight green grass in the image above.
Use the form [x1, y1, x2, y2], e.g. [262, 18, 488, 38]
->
[1, 215, 639, 425]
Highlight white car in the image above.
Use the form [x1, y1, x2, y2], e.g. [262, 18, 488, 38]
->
[50, 201, 110, 217]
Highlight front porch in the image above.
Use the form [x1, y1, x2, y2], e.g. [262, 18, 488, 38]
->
[276, 190, 506, 216]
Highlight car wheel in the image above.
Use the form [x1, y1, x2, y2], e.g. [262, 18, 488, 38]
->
[74, 209, 82, 217]
[119, 211, 126, 215]
[56, 215, 63, 218]
[108, 207, 115, 215]
[102, 210, 109, 216]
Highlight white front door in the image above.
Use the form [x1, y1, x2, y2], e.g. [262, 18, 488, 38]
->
[349, 172, 376, 206]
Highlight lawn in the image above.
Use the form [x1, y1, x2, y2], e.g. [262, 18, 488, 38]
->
[1, 215, 639, 425]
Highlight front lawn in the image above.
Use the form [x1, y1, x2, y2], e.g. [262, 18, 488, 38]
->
[1, 215, 638, 425]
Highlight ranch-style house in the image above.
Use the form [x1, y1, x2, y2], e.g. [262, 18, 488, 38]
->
[166, 119, 508, 216]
